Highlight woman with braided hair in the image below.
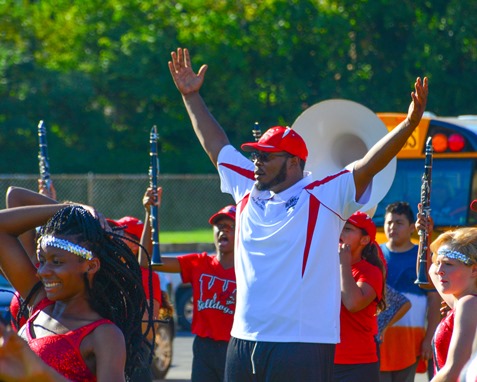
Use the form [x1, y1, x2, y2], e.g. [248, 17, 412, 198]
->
[0, 194, 153, 381]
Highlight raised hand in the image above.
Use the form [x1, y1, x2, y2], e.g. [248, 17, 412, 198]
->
[407, 77, 429, 128]
[143, 186, 162, 210]
[75, 204, 110, 232]
[168, 48, 208, 96]
[0, 322, 67, 381]
[38, 179, 57, 201]
[338, 243, 352, 266]
[415, 202, 434, 234]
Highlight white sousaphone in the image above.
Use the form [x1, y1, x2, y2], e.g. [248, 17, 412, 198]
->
[291, 99, 396, 216]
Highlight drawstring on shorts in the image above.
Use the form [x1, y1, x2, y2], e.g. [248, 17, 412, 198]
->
[251, 342, 258, 375]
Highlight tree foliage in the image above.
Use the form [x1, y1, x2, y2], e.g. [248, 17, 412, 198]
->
[0, 0, 475, 174]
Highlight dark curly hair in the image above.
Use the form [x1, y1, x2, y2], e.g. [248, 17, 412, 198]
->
[385, 201, 415, 224]
[18, 205, 154, 380]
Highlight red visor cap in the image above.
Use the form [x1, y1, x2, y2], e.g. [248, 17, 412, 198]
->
[241, 126, 308, 161]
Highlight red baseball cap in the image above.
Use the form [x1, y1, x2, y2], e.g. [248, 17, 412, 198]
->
[347, 211, 387, 268]
[208, 205, 236, 225]
[115, 216, 144, 239]
[241, 126, 308, 161]
[347, 211, 376, 242]
[106, 218, 122, 229]
[471, 200, 477, 212]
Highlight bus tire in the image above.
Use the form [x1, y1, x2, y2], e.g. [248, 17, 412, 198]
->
[177, 287, 193, 331]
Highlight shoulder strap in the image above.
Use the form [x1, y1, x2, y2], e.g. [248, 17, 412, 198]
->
[67, 318, 114, 347]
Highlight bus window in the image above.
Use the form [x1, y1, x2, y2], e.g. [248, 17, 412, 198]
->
[374, 158, 473, 228]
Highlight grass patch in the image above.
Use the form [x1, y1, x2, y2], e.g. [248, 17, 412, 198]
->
[160, 229, 213, 244]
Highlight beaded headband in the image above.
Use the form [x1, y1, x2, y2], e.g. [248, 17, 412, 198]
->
[39, 235, 93, 261]
[437, 247, 473, 265]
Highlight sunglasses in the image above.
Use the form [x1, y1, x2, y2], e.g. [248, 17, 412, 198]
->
[216, 223, 235, 231]
[250, 152, 292, 163]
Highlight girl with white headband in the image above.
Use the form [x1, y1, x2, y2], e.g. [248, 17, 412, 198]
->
[427, 227, 477, 382]
[0, 200, 153, 381]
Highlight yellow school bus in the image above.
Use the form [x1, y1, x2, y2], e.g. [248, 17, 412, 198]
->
[374, 112, 477, 243]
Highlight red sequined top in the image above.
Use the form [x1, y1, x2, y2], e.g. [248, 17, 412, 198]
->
[26, 309, 113, 382]
[433, 309, 455, 372]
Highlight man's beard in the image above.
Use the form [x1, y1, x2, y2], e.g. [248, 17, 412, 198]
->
[256, 160, 288, 191]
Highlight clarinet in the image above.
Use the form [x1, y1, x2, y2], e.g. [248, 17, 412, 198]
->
[415, 136, 433, 286]
[252, 122, 262, 141]
[38, 120, 52, 193]
[149, 126, 163, 265]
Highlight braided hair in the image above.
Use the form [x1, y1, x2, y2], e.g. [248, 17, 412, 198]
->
[21, 205, 153, 380]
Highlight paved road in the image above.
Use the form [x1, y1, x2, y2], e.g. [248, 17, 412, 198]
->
[158, 332, 430, 382]
[157, 331, 193, 382]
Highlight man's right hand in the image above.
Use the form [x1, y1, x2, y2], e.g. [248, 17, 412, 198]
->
[168, 47, 208, 95]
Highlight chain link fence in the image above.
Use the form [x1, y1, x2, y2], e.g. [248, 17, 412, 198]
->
[0, 174, 234, 232]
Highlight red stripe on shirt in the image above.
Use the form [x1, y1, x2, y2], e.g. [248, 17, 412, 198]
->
[302, 195, 320, 277]
[302, 169, 350, 275]
[238, 193, 250, 214]
[236, 193, 250, 249]
[219, 162, 255, 180]
[305, 169, 350, 190]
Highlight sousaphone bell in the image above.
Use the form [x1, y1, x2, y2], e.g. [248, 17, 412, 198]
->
[292, 99, 396, 216]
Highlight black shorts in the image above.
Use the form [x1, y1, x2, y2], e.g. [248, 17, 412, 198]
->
[192, 336, 229, 382]
[225, 337, 336, 382]
[333, 362, 380, 382]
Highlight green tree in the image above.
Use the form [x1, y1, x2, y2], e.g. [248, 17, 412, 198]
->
[0, 0, 475, 175]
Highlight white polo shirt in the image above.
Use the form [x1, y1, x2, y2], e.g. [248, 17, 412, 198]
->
[217, 145, 370, 343]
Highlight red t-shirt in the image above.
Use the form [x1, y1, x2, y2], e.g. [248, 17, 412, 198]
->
[178, 252, 236, 341]
[334, 259, 383, 364]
